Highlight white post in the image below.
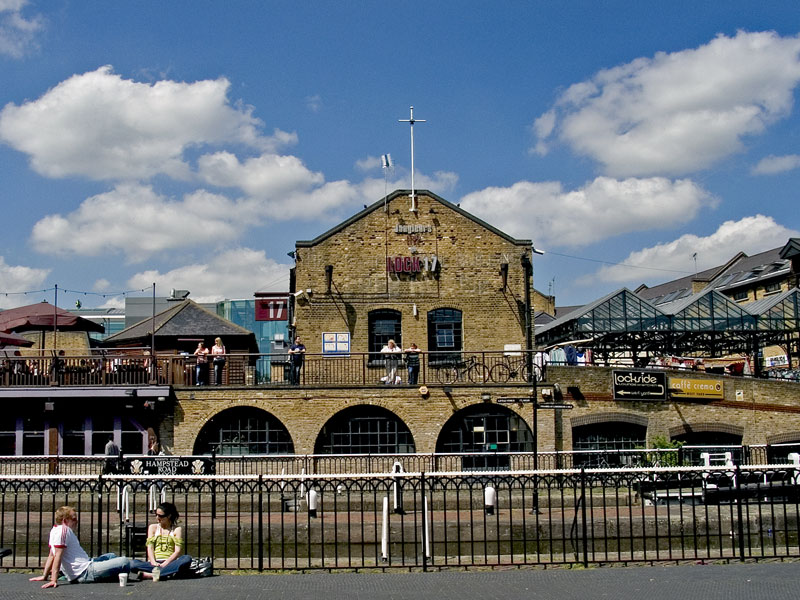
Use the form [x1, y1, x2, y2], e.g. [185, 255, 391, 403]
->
[399, 106, 426, 212]
[307, 488, 318, 518]
[381, 495, 389, 561]
[484, 485, 497, 515]
[423, 495, 431, 559]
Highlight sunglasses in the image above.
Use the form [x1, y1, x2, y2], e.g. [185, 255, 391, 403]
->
[155, 513, 167, 518]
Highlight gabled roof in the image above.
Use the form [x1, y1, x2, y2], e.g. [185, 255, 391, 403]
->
[780, 238, 800, 260]
[659, 287, 756, 332]
[535, 288, 670, 347]
[295, 189, 534, 249]
[104, 299, 255, 344]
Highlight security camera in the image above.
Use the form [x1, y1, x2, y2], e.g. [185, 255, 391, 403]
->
[292, 290, 305, 297]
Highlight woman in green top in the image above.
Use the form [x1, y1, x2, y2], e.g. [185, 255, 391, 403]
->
[131, 502, 192, 579]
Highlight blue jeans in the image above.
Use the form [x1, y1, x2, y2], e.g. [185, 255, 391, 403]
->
[77, 553, 130, 583]
[131, 554, 192, 579]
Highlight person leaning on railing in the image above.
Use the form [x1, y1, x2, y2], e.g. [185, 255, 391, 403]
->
[211, 337, 226, 385]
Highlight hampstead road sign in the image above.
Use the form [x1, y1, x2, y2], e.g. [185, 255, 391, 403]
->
[612, 370, 667, 401]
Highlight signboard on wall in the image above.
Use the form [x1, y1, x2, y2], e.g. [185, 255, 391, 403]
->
[323, 332, 350, 356]
[122, 456, 215, 476]
[255, 297, 288, 321]
[669, 377, 724, 400]
[612, 370, 667, 401]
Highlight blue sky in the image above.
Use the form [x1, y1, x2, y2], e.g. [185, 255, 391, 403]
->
[1, 1, 800, 310]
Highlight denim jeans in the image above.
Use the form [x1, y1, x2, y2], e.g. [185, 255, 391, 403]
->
[77, 553, 130, 583]
[407, 365, 419, 385]
[131, 554, 192, 579]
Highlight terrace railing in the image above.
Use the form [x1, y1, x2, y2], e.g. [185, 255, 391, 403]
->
[2, 464, 800, 572]
[0, 350, 546, 388]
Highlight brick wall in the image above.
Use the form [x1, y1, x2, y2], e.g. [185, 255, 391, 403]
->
[169, 367, 800, 455]
[293, 191, 533, 353]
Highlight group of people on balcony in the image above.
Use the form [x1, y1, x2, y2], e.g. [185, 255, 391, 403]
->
[381, 340, 421, 385]
[194, 338, 226, 385]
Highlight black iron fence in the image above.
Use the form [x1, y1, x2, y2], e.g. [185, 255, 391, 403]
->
[1, 464, 800, 572]
[3, 446, 799, 477]
[0, 350, 545, 388]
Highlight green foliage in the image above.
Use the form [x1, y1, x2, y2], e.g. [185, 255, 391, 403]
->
[646, 435, 684, 467]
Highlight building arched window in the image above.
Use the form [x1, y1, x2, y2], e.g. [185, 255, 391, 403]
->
[194, 407, 294, 455]
[572, 422, 647, 468]
[368, 309, 402, 363]
[436, 404, 532, 470]
[427, 308, 462, 365]
[315, 405, 415, 454]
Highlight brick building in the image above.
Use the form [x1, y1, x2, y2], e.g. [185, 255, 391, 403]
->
[291, 189, 537, 357]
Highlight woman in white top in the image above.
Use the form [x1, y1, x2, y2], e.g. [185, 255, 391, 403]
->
[381, 339, 402, 384]
[211, 337, 226, 385]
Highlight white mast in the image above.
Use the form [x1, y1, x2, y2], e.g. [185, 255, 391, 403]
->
[399, 106, 425, 212]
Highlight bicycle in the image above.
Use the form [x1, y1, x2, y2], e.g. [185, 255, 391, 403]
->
[435, 355, 490, 384]
[489, 356, 531, 383]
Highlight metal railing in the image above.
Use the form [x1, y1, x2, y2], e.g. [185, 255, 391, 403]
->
[0, 350, 546, 388]
[1, 464, 800, 572]
[2, 445, 799, 476]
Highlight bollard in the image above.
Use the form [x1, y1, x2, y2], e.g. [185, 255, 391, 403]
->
[307, 488, 318, 518]
[484, 485, 497, 515]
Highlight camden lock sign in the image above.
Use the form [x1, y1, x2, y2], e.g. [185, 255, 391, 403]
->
[612, 370, 667, 401]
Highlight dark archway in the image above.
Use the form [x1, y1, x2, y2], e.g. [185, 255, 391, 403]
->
[193, 407, 294, 455]
[314, 405, 415, 454]
[572, 421, 648, 467]
[436, 404, 533, 470]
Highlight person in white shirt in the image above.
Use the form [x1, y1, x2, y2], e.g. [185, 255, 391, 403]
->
[30, 506, 130, 588]
[381, 339, 402, 384]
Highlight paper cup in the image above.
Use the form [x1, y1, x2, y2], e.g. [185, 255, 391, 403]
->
[119, 573, 128, 587]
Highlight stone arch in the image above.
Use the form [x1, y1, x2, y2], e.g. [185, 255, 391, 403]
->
[767, 432, 800, 445]
[193, 405, 294, 455]
[669, 422, 744, 439]
[435, 403, 533, 470]
[314, 404, 415, 454]
[569, 411, 649, 429]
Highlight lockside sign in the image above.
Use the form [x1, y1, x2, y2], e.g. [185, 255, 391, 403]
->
[612, 370, 667, 401]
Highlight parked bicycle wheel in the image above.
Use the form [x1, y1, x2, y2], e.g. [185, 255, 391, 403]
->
[490, 363, 511, 383]
[468, 363, 490, 383]
[436, 366, 458, 384]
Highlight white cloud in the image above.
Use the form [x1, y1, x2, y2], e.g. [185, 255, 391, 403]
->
[0, 0, 42, 58]
[0, 66, 294, 180]
[586, 215, 800, 286]
[0, 255, 50, 309]
[197, 151, 324, 197]
[98, 296, 125, 309]
[355, 155, 382, 172]
[533, 31, 800, 177]
[460, 176, 713, 248]
[127, 248, 290, 302]
[752, 154, 800, 175]
[30, 183, 249, 261]
[305, 94, 322, 112]
[92, 279, 111, 292]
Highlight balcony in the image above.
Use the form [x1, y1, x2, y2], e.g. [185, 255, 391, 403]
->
[0, 350, 546, 388]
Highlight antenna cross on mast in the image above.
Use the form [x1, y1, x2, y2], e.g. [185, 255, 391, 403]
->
[399, 106, 426, 212]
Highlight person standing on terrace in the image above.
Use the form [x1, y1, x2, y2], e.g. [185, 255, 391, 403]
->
[288, 336, 306, 385]
[194, 342, 209, 385]
[211, 337, 226, 385]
